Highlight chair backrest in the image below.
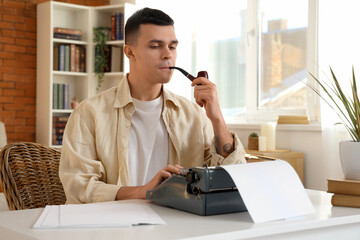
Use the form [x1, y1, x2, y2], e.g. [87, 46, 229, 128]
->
[0, 142, 66, 210]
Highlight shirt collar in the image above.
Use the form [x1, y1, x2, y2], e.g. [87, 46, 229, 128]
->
[114, 74, 181, 110]
[114, 74, 133, 109]
[162, 86, 181, 110]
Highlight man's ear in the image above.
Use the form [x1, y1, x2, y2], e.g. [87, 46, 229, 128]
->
[124, 45, 134, 59]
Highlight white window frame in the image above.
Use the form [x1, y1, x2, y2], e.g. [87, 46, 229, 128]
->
[243, 0, 319, 123]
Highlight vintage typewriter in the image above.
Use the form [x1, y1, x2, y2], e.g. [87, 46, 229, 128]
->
[146, 166, 247, 216]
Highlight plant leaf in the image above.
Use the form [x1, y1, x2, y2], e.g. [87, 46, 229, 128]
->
[307, 67, 360, 141]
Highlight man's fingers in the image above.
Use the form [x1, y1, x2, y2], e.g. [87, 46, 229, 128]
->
[164, 164, 182, 174]
[158, 170, 172, 179]
[191, 77, 210, 87]
[195, 99, 204, 107]
[174, 164, 183, 169]
[153, 164, 184, 185]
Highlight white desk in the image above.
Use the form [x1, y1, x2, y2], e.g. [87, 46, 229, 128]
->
[0, 190, 360, 240]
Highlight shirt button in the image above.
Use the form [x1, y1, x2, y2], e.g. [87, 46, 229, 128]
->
[126, 124, 130, 128]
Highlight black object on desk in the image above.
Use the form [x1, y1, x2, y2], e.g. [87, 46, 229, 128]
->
[146, 166, 247, 216]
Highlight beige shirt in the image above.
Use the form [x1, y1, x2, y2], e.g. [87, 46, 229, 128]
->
[59, 75, 246, 204]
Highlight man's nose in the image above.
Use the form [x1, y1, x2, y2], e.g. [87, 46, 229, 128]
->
[161, 48, 172, 60]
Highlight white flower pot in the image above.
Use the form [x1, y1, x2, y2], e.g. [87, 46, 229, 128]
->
[339, 141, 360, 180]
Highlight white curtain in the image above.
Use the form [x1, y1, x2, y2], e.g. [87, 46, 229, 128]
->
[318, 0, 360, 180]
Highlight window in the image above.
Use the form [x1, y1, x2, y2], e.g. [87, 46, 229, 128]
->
[244, 0, 319, 122]
[139, 0, 318, 123]
[191, 0, 247, 118]
[259, 0, 308, 110]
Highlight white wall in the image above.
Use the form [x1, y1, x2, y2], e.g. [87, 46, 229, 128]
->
[318, 0, 360, 74]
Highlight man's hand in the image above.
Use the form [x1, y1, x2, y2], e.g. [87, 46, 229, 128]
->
[115, 164, 182, 200]
[142, 164, 182, 192]
[192, 77, 234, 158]
[192, 77, 222, 122]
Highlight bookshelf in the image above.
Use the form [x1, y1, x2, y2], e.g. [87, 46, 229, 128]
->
[36, 1, 136, 147]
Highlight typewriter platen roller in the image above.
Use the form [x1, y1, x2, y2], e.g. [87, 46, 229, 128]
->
[146, 166, 247, 216]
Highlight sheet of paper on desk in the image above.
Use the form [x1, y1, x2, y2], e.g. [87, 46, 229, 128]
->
[33, 202, 166, 229]
[221, 160, 315, 223]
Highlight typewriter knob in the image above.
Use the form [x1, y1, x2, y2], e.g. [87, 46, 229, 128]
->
[186, 171, 198, 184]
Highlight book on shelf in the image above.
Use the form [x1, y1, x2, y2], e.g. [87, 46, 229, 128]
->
[64, 45, 70, 71]
[331, 194, 360, 208]
[54, 33, 82, 41]
[58, 84, 64, 109]
[53, 83, 59, 109]
[115, 13, 121, 40]
[64, 84, 70, 109]
[54, 27, 82, 35]
[80, 45, 86, 72]
[75, 46, 80, 72]
[54, 122, 66, 128]
[54, 44, 86, 72]
[53, 27, 82, 41]
[52, 115, 69, 145]
[120, 13, 124, 40]
[53, 45, 59, 70]
[70, 44, 76, 72]
[53, 83, 70, 110]
[112, 13, 124, 41]
[55, 128, 64, 134]
[59, 45, 65, 71]
[111, 15, 116, 41]
[327, 179, 360, 196]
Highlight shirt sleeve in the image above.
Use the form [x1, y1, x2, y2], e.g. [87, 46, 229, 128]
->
[59, 105, 120, 204]
[202, 117, 247, 166]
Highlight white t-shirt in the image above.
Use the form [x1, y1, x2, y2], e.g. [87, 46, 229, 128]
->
[128, 95, 169, 186]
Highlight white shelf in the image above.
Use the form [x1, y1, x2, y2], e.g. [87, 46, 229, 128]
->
[106, 40, 125, 46]
[52, 109, 73, 114]
[53, 38, 87, 45]
[53, 71, 88, 76]
[93, 3, 125, 12]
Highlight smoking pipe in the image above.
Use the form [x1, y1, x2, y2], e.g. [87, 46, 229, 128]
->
[169, 67, 208, 81]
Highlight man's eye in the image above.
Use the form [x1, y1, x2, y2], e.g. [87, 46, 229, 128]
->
[169, 46, 177, 50]
[150, 45, 159, 49]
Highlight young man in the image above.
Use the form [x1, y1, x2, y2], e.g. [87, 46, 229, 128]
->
[59, 8, 246, 204]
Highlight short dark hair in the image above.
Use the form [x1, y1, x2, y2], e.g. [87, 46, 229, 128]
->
[125, 7, 174, 45]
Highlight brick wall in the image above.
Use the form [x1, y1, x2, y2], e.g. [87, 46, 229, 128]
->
[0, 0, 109, 144]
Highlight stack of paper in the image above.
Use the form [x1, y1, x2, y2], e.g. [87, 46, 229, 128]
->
[33, 202, 166, 229]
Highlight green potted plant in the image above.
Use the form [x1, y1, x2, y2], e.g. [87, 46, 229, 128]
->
[248, 132, 259, 150]
[308, 66, 360, 179]
[93, 26, 110, 90]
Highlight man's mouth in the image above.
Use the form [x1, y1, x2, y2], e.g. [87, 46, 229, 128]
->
[159, 61, 173, 70]
[159, 66, 171, 70]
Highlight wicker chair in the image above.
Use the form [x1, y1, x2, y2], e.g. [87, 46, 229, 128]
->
[0, 142, 66, 210]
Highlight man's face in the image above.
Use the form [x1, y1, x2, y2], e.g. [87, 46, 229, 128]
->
[128, 24, 178, 84]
